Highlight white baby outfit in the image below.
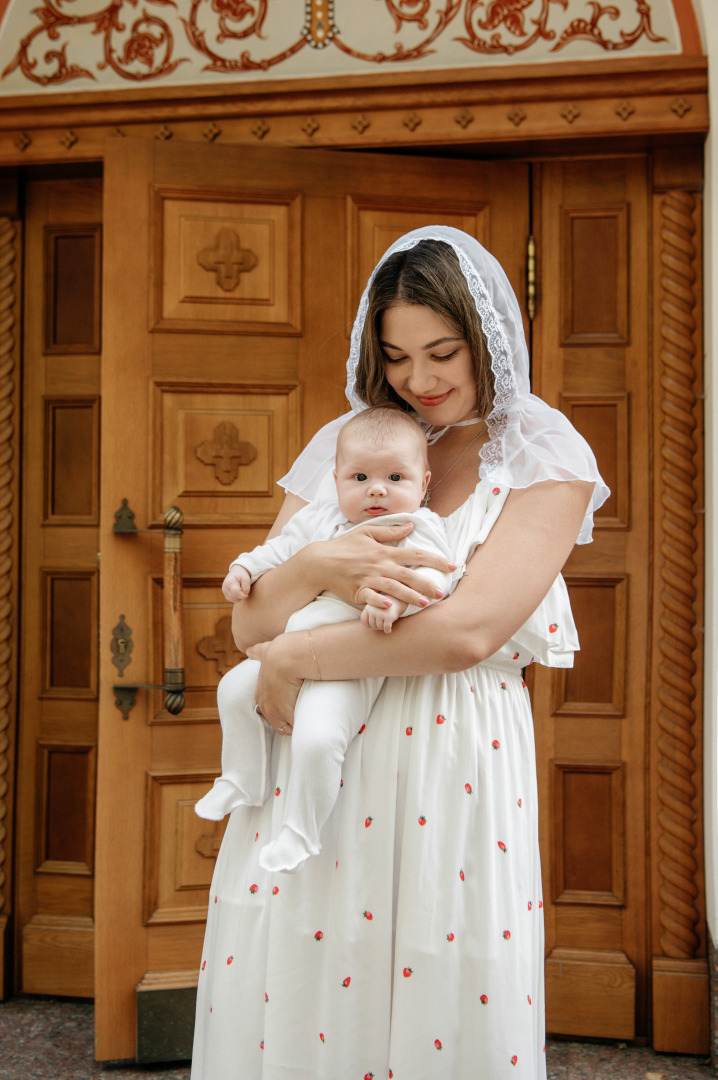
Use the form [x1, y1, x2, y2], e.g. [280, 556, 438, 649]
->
[194, 499, 460, 875]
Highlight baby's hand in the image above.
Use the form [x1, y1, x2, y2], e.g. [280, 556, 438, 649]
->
[361, 596, 408, 634]
[222, 564, 252, 603]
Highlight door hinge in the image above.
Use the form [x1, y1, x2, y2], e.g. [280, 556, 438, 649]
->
[527, 234, 536, 322]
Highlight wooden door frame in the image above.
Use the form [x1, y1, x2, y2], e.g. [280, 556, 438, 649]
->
[0, 60, 708, 1053]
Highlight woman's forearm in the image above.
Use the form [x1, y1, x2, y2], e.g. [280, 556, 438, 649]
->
[233, 544, 325, 651]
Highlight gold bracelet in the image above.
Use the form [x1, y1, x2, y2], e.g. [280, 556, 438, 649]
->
[307, 630, 323, 681]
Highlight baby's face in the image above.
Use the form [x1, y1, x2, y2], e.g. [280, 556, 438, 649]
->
[334, 432, 430, 524]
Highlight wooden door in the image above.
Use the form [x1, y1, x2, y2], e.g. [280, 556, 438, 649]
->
[16, 177, 102, 996]
[96, 138, 529, 1061]
[532, 157, 654, 1041]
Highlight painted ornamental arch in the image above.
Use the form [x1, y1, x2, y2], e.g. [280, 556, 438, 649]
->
[0, 0, 706, 158]
[0, 0, 710, 1065]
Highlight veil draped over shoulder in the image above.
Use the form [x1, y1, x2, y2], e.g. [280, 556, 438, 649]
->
[279, 226, 609, 544]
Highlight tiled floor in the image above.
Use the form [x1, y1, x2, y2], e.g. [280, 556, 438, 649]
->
[0, 996, 714, 1079]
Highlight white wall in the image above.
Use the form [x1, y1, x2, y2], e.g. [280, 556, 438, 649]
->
[694, 0, 718, 947]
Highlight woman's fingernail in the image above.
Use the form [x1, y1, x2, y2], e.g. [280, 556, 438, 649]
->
[383, 598, 392, 607]
[435, 589, 444, 599]
[448, 563, 457, 571]
[418, 595, 429, 606]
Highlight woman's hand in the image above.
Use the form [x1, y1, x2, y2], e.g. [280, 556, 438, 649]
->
[318, 521, 455, 610]
[246, 637, 304, 734]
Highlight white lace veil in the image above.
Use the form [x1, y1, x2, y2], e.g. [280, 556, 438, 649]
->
[278, 225, 609, 543]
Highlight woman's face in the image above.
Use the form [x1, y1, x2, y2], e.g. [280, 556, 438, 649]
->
[379, 303, 478, 426]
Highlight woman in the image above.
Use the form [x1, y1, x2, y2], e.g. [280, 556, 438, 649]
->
[190, 227, 608, 1080]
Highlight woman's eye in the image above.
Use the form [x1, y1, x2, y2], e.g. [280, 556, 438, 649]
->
[389, 474, 402, 482]
[433, 349, 459, 362]
[355, 473, 367, 482]
[383, 352, 406, 365]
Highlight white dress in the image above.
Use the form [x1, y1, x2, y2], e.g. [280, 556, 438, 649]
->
[190, 481, 579, 1080]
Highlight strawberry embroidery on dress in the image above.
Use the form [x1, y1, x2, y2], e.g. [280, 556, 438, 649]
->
[492, 739, 500, 750]
[503, 930, 511, 940]
[342, 976, 351, 988]
[418, 815, 427, 826]
[459, 868, 465, 881]
[446, 932, 455, 942]
[497, 840, 507, 853]
[319, 1033, 325, 1043]
[402, 967, 413, 978]
[272, 886, 279, 895]
[405, 726, 413, 735]
[511, 1054, 518, 1065]
[480, 994, 488, 1005]
[226, 956, 233, 965]
[501, 681, 507, 691]
[365, 816, 373, 828]
[549, 622, 559, 633]
[314, 931, 324, 941]
[434, 1039, 443, 1050]
[436, 714, 446, 724]
[363, 910, 373, 920]
[465, 783, 473, 795]
[249, 884, 258, 894]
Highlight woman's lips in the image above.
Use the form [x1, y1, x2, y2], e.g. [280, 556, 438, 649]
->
[416, 391, 452, 406]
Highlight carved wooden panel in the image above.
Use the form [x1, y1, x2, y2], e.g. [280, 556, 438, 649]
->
[152, 188, 301, 334]
[150, 576, 243, 722]
[553, 577, 627, 716]
[41, 571, 97, 697]
[44, 225, 101, 354]
[552, 762, 625, 906]
[347, 199, 490, 329]
[144, 771, 227, 925]
[561, 394, 628, 528]
[44, 398, 99, 524]
[153, 380, 301, 526]
[36, 743, 95, 875]
[561, 206, 628, 345]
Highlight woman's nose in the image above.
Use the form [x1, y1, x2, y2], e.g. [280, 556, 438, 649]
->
[407, 360, 437, 394]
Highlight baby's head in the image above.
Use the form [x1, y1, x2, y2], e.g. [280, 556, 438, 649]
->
[334, 406, 430, 524]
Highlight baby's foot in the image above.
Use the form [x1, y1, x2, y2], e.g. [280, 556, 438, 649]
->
[258, 826, 318, 874]
[195, 778, 258, 821]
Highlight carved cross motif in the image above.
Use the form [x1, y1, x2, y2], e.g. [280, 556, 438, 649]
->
[196, 422, 257, 485]
[196, 828, 224, 859]
[197, 227, 258, 292]
[197, 615, 242, 677]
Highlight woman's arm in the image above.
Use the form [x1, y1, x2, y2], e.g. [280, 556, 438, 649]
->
[249, 480, 593, 725]
[233, 496, 457, 652]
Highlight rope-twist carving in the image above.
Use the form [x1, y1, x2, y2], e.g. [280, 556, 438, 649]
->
[656, 190, 701, 958]
[0, 218, 17, 920]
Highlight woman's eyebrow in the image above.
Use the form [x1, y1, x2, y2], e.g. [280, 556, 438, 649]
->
[380, 336, 462, 350]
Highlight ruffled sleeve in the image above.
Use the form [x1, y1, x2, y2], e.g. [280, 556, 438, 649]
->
[509, 574, 579, 668]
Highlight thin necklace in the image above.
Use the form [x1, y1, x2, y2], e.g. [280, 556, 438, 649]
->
[422, 425, 485, 506]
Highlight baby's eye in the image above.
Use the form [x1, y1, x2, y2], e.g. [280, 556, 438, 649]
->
[389, 473, 402, 482]
[354, 473, 367, 482]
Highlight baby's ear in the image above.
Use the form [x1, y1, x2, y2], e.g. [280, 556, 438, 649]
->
[422, 470, 431, 493]
[333, 469, 337, 480]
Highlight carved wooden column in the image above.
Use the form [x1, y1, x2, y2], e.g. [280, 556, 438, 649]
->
[650, 150, 708, 1053]
[0, 174, 21, 1000]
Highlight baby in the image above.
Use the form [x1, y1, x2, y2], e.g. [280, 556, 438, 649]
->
[195, 406, 461, 873]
